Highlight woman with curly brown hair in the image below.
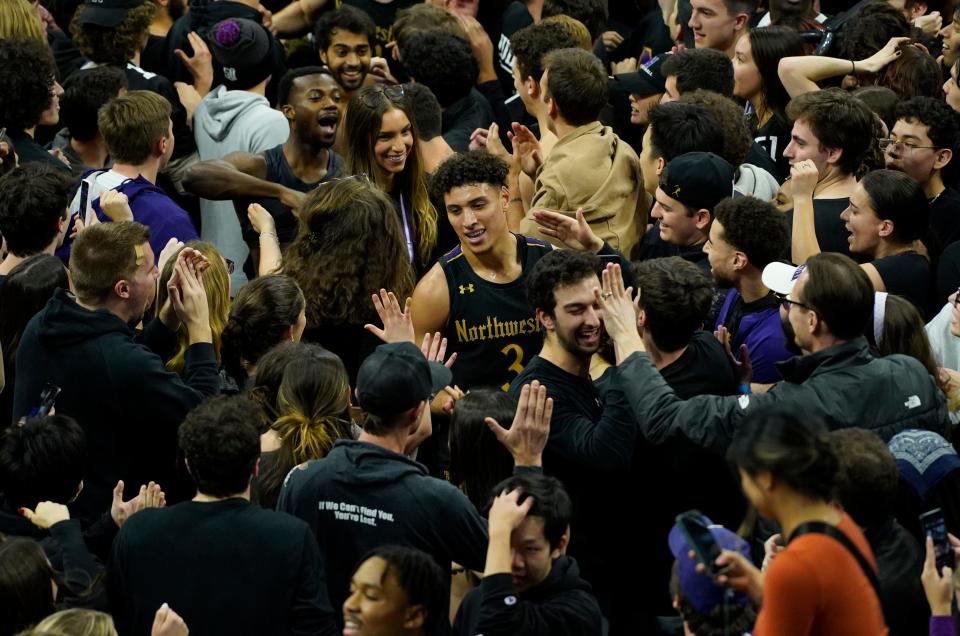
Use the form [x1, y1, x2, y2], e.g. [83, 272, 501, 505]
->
[342, 84, 438, 275]
[282, 175, 415, 383]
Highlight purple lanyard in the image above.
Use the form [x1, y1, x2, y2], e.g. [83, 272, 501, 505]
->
[399, 193, 414, 263]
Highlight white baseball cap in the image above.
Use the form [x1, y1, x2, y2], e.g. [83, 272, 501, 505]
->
[762, 262, 806, 296]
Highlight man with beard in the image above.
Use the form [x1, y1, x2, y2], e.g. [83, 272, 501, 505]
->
[12, 223, 219, 521]
[315, 5, 375, 98]
[705, 196, 794, 384]
[184, 67, 345, 273]
[508, 248, 647, 634]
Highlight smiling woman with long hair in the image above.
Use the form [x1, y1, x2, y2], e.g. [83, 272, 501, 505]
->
[342, 85, 438, 274]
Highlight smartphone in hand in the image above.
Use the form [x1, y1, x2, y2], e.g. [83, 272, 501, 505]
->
[676, 510, 730, 578]
[921, 508, 955, 572]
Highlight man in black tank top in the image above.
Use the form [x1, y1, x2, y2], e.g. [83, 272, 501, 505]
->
[182, 67, 345, 265]
[413, 151, 553, 390]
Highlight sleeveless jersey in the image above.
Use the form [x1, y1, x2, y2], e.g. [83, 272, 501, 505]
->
[440, 233, 553, 391]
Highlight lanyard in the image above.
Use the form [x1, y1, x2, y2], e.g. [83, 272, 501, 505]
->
[399, 193, 414, 263]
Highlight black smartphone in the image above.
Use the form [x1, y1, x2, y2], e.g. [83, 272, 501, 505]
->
[28, 383, 61, 418]
[921, 508, 955, 572]
[78, 180, 90, 224]
[676, 510, 729, 578]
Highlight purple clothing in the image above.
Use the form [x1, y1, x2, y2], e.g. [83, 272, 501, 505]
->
[714, 288, 792, 384]
[92, 175, 198, 262]
[930, 616, 956, 636]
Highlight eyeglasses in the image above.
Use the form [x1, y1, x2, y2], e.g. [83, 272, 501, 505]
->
[878, 138, 939, 155]
[773, 292, 815, 313]
[359, 84, 405, 108]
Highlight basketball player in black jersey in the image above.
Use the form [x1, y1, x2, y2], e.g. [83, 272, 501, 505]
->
[413, 151, 554, 391]
[183, 67, 345, 252]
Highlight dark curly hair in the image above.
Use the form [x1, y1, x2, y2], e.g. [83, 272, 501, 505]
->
[401, 31, 477, 108]
[0, 414, 86, 509]
[220, 274, 306, 387]
[728, 405, 838, 501]
[178, 396, 261, 498]
[661, 48, 734, 97]
[713, 197, 789, 269]
[830, 428, 899, 528]
[282, 176, 415, 327]
[70, 2, 155, 65]
[895, 96, 960, 152]
[0, 163, 71, 256]
[0, 38, 57, 131]
[60, 66, 128, 143]
[632, 257, 714, 352]
[678, 90, 752, 166]
[840, 1, 911, 62]
[429, 150, 509, 201]
[314, 4, 375, 51]
[786, 88, 875, 176]
[647, 101, 724, 163]
[542, 0, 608, 41]
[526, 249, 599, 317]
[510, 21, 580, 83]
[403, 83, 443, 140]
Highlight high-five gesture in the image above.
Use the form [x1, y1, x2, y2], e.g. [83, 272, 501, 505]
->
[533, 208, 603, 252]
[364, 288, 415, 344]
[111, 480, 166, 527]
[594, 263, 642, 361]
[486, 380, 552, 467]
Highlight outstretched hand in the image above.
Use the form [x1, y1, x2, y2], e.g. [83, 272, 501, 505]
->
[533, 208, 603, 252]
[174, 32, 213, 96]
[111, 480, 166, 527]
[21, 501, 70, 529]
[486, 380, 552, 467]
[364, 289, 415, 344]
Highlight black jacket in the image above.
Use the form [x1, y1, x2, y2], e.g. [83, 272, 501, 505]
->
[277, 440, 488, 618]
[868, 518, 929, 636]
[108, 499, 337, 636]
[453, 556, 603, 636]
[12, 289, 220, 520]
[620, 337, 949, 452]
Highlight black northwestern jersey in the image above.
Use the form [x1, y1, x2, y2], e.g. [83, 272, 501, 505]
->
[440, 233, 553, 391]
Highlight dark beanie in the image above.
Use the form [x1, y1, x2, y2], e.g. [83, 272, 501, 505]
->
[209, 18, 274, 91]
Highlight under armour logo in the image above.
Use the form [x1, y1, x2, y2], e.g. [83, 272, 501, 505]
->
[672, 185, 682, 197]
[223, 66, 237, 82]
[459, 284, 475, 294]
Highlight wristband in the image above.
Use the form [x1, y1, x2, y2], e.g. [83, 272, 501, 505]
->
[259, 231, 278, 240]
[738, 383, 751, 395]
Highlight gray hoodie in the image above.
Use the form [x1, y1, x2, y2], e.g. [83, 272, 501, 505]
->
[193, 85, 288, 289]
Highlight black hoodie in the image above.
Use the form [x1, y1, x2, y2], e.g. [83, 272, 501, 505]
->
[277, 439, 488, 616]
[453, 556, 604, 636]
[12, 289, 220, 521]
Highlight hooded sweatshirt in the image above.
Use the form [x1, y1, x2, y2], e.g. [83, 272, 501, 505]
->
[277, 439, 488, 616]
[522, 122, 645, 256]
[193, 85, 288, 289]
[453, 556, 604, 636]
[89, 174, 199, 260]
[12, 289, 220, 521]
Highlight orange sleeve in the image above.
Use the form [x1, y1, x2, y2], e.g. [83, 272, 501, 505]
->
[753, 549, 820, 636]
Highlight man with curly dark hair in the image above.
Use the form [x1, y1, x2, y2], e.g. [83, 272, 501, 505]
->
[71, 0, 196, 160]
[884, 96, 960, 259]
[401, 31, 493, 152]
[0, 38, 68, 172]
[706, 196, 793, 383]
[108, 395, 339, 636]
[314, 5, 375, 96]
[412, 150, 553, 391]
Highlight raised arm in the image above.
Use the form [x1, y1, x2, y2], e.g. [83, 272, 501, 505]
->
[271, 0, 328, 37]
[778, 36, 910, 98]
[788, 160, 822, 265]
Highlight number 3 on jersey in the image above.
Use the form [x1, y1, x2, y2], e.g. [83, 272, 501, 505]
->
[500, 343, 525, 391]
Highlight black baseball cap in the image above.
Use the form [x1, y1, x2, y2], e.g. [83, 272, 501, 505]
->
[660, 152, 735, 212]
[608, 55, 667, 98]
[78, 0, 146, 27]
[356, 342, 452, 417]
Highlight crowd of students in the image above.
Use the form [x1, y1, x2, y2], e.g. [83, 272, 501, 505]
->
[4, 0, 960, 634]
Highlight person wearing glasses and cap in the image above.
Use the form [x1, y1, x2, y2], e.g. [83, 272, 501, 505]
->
[278, 339, 553, 626]
[595, 253, 949, 454]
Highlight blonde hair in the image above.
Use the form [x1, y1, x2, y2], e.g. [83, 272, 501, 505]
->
[0, 0, 45, 41]
[258, 347, 352, 504]
[156, 241, 231, 372]
[29, 609, 117, 636]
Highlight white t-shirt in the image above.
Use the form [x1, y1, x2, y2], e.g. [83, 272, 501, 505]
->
[68, 169, 127, 226]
